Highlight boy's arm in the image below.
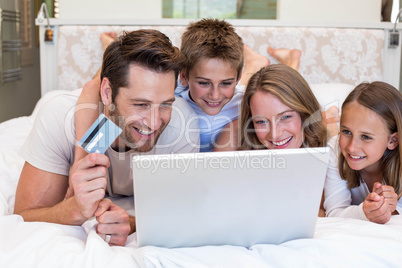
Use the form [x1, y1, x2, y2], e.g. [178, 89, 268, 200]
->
[64, 78, 103, 199]
[74, 77, 102, 162]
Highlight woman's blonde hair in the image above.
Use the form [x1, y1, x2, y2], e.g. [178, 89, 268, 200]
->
[239, 64, 327, 150]
[338, 82, 402, 197]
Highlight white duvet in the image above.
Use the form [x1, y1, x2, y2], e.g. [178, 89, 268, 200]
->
[1, 91, 402, 268]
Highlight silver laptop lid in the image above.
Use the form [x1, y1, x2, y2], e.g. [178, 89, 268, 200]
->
[133, 147, 330, 248]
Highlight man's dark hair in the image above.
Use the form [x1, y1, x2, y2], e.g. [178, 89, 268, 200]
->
[100, 29, 184, 102]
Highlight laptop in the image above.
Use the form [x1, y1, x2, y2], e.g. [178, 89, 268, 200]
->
[133, 147, 330, 248]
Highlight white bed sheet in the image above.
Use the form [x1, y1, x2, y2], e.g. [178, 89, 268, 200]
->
[1, 90, 402, 268]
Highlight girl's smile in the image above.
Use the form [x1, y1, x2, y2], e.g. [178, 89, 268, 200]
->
[339, 101, 398, 174]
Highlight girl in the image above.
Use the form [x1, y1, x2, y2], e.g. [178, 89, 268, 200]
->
[324, 81, 401, 224]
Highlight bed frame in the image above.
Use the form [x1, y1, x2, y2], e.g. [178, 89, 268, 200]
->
[36, 19, 402, 96]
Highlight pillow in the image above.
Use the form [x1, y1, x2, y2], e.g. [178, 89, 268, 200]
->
[310, 83, 354, 112]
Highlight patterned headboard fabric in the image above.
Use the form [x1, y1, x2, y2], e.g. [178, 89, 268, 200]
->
[57, 25, 384, 91]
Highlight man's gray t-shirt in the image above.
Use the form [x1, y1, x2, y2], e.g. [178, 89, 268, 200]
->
[20, 89, 200, 196]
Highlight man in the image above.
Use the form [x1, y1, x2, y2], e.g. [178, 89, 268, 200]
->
[14, 30, 200, 246]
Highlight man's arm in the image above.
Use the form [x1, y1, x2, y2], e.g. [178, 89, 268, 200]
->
[14, 153, 109, 225]
[14, 162, 86, 224]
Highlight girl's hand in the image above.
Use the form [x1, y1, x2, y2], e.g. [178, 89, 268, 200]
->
[373, 182, 398, 213]
[363, 192, 392, 224]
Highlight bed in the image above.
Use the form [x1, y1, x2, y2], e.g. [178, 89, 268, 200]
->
[1, 18, 402, 267]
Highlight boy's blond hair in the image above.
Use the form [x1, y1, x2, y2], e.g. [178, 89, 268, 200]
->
[180, 18, 244, 80]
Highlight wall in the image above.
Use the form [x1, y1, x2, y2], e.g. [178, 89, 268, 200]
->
[0, 0, 41, 123]
[58, 0, 384, 21]
[277, 0, 381, 22]
[400, 0, 402, 91]
[58, 0, 162, 19]
[5, 0, 394, 124]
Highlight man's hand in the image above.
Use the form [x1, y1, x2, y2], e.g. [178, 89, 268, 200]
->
[95, 199, 132, 246]
[69, 153, 110, 220]
[363, 192, 392, 224]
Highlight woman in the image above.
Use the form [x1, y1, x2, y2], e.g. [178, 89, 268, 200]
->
[215, 64, 328, 216]
[215, 64, 327, 152]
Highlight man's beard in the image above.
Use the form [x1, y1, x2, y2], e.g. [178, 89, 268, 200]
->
[109, 105, 166, 153]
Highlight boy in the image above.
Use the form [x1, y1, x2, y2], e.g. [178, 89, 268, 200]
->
[175, 19, 245, 152]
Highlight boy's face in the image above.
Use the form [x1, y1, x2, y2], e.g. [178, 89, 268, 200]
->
[182, 58, 238, 116]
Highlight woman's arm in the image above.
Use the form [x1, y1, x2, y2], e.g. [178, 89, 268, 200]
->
[213, 119, 240, 152]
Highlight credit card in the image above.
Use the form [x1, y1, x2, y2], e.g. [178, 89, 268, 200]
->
[78, 114, 122, 154]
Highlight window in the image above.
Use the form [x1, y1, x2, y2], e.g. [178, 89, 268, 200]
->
[163, 0, 277, 19]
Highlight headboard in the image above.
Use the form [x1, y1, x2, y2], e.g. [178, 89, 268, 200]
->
[36, 19, 402, 96]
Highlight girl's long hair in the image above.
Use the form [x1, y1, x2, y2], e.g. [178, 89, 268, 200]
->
[338, 82, 402, 197]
